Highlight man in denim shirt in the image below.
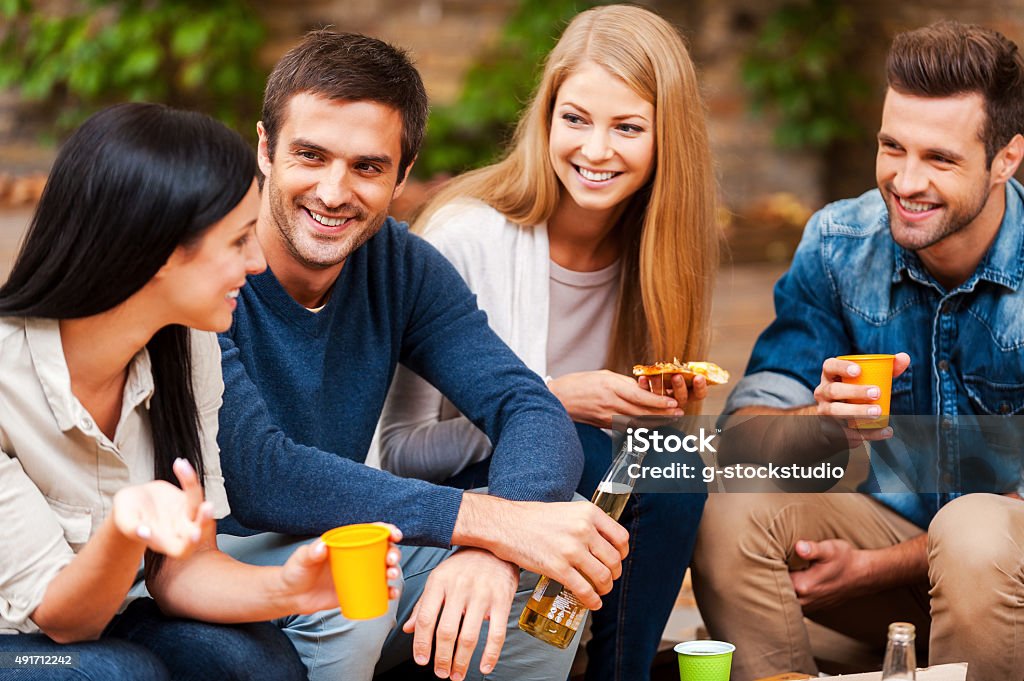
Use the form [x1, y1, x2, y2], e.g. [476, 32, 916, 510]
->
[692, 22, 1024, 681]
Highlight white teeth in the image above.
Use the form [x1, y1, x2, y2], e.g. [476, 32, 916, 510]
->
[310, 210, 345, 227]
[577, 167, 617, 182]
[227, 290, 239, 299]
[898, 197, 935, 213]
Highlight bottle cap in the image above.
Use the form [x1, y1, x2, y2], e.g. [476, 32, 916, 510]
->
[888, 622, 915, 642]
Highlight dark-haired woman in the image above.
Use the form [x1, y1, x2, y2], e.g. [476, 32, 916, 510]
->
[0, 102, 399, 680]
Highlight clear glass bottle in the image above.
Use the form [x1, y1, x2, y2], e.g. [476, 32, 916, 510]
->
[517, 437, 643, 648]
[881, 622, 917, 680]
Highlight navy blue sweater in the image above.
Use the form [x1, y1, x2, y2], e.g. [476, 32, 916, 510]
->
[216, 218, 583, 547]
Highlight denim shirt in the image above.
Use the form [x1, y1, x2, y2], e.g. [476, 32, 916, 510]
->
[726, 180, 1024, 528]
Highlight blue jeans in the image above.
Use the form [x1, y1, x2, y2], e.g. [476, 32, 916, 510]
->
[217, 522, 580, 681]
[445, 423, 707, 681]
[0, 599, 306, 681]
[575, 424, 705, 681]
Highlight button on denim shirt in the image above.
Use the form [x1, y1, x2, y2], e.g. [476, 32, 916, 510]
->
[726, 180, 1024, 529]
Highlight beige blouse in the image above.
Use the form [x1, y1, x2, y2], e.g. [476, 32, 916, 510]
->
[0, 317, 229, 634]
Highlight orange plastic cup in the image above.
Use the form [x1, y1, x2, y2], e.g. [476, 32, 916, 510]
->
[837, 354, 895, 429]
[321, 524, 390, 619]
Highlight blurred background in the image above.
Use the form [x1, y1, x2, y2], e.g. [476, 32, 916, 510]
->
[1, 0, 1021, 405]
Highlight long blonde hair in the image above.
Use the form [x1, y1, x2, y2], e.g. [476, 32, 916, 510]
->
[415, 4, 719, 373]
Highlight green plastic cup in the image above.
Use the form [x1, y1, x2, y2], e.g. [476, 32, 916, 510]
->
[675, 640, 735, 681]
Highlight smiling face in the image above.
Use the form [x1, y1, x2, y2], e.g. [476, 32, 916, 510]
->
[876, 88, 997, 252]
[548, 61, 656, 222]
[154, 180, 265, 332]
[257, 93, 407, 273]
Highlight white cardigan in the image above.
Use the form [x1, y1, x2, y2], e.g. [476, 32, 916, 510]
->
[378, 199, 553, 480]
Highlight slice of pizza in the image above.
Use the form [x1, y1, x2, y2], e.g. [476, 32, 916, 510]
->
[631, 358, 730, 385]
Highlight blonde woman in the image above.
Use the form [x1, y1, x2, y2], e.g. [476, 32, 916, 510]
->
[380, 5, 718, 680]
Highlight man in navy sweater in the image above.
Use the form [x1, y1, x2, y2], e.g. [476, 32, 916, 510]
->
[215, 30, 629, 681]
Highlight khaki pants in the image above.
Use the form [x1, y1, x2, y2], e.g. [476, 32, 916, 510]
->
[692, 493, 1024, 681]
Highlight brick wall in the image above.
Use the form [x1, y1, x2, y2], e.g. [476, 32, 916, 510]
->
[3, 0, 1024, 210]
[670, 0, 1024, 208]
[255, 0, 520, 104]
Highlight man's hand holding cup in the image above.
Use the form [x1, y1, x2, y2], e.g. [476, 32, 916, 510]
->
[814, 352, 910, 442]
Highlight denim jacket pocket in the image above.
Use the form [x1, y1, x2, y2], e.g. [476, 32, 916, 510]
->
[890, 365, 914, 415]
[963, 374, 1024, 415]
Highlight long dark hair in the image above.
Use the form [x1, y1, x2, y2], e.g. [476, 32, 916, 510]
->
[0, 103, 256, 574]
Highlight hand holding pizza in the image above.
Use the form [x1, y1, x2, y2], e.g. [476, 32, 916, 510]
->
[633, 359, 730, 408]
[547, 369, 685, 429]
[637, 372, 708, 404]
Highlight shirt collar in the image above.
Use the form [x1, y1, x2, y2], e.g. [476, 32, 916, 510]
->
[970, 179, 1024, 291]
[24, 318, 155, 433]
[126, 341, 155, 412]
[891, 245, 919, 284]
[892, 179, 1024, 292]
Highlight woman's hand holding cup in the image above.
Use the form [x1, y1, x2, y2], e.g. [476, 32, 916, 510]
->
[280, 523, 402, 617]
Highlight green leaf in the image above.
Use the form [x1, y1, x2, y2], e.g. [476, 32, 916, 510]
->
[68, 61, 105, 97]
[179, 60, 206, 89]
[118, 45, 162, 82]
[417, 0, 599, 178]
[740, 0, 867, 150]
[0, 0, 29, 18]
[172, 17, 215, 56]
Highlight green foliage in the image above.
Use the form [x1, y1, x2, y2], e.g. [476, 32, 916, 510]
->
[415, 0, 601, 179]
[0, 0, 266, 138]
[742, 0, 869, 149]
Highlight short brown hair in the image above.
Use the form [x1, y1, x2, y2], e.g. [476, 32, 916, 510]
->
[887, 21, 1024, 165]
[262, 30, 428, 180]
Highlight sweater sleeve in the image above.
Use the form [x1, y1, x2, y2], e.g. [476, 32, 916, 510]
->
[397, 235, 582, 502]
[216, 332, 464, 547]
[379, 203, 503, 481]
